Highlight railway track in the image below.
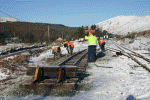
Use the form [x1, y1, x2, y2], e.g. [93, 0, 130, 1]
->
[19, 49, 88, 90]
[106, 44, 150, 72]
[0, 44, 47, 59]
[116, 44, 150, 63]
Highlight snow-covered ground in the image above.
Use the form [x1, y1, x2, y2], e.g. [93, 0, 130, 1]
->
[0, 71, 8, 81]
[29, 40, 88, 66]
[129, 36, 150, 51]
[0, 38, 150, 100]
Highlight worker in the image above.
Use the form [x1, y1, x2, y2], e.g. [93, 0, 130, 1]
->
[52, 46, 61, 57]
[85, 32, 98, 62]
[99, 39, 105, 52]
[64, 41, 74, 55]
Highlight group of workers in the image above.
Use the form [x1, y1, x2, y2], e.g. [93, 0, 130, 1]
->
[52, 31, 105, 63]
[52, 41, 74, 56]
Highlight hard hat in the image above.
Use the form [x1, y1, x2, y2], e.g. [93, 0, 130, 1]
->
[89, 32, 92, 36]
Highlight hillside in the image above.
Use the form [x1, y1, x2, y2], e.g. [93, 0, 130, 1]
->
[0, 21, 78, 43]
[0, 17, 18, 22]
[95, 16, 150, 35]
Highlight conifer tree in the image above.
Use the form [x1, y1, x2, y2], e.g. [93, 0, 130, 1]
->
[77, 26, 84, 38]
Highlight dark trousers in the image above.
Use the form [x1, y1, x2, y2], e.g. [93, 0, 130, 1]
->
[88, 45, 96, 62]
[100, 42, 105, 51]
[70, 46, 74, 55]
[67, 46, 74, 55]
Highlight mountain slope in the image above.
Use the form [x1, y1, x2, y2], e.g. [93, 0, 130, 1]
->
[95, 16, 150, 35]
[0, 17, 18, 22]
[0, 21, 78, 43]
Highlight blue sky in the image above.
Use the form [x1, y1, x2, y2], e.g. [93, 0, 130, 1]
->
[0, 0, 149, 27]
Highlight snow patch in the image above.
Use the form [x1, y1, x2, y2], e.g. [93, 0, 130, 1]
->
[0, 17, 18, 22]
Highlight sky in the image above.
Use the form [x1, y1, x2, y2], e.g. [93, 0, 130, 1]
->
[0, 0, 150, 27]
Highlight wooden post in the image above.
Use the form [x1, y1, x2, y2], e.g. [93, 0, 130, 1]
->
[54, 52, 56, 61]
[58, 67, 62, 83]
[140, 38, 141, 50]
[34, 66, 40, 80]
[48, 25, 50, 43]
[62, 30, 63, 42]
[34, 66, 44, 83]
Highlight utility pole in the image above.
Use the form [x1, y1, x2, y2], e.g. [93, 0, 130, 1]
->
[62, 30, 63, 42]
[140, 38, 141, 50]
[48, 25, 49, 44]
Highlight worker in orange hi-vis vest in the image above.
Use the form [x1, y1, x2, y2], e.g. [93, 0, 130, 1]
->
[52, 46, 61, 57]
[99, 39, 105, 52]
[64, 41, 74, 55]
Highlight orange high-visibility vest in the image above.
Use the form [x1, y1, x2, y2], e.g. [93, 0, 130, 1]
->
[69, 42, 74, 48]
[65, 42, 74, 48]
[99, 40, 105, 44]
[65, 42, 69, 46]
[54, 47, 58, 52]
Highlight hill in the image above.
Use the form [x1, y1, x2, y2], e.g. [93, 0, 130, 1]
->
[0, 21, 78, 43]
[95, 16, 150, 35]
[0, 17, 18, 22]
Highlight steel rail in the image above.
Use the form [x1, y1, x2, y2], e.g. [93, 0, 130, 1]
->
[105, 46, 122, 52]
[125, 53, 150, 72]
[117, 44, 150, 63]
[57, 49, 87, 66]
[107, 45, 150, 72]
[74, 50, 88, 66]
[0, 44, 47, 57]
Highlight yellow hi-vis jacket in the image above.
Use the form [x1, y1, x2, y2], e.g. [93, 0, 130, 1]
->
[85, 35, 98, 46]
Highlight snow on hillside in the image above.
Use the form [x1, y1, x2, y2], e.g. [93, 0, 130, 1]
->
[0, 17, 18, 22]
[95, 16, 150, 35]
